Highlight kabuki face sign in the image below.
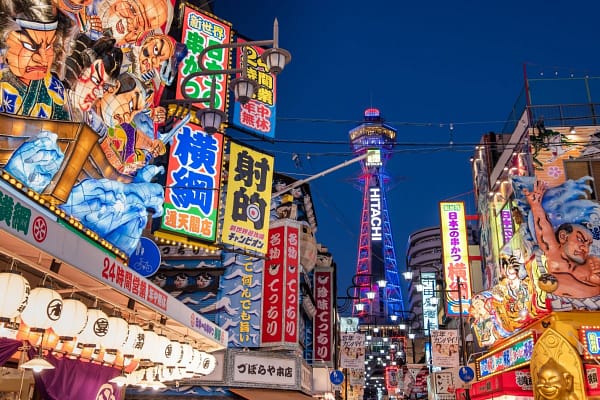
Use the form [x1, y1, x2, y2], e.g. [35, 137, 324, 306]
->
[0, 0, 183, 176]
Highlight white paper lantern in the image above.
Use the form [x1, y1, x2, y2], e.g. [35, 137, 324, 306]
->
[122, 323, 144, 359]
[0, 272, 30, 320]
[197, 352, 217, 375]
[154, 334, 171, 364]
[164, 340, 182, 367]
[20, 287, 62, 330]
[186, 348, 202, 373]
[50, 298, 87, 338]
[103, 316, 129, 351]
[77, 308, 108, 347]
[139, 329, 159, 361]
[178, 342, 193, 368]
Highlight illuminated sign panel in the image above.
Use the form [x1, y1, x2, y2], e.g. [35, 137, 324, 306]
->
[261, 225, 286, 346]
[439, 201, 472, 316]
[369, 187, 382, 241]
[161, 124, 223, 242]
[421, 272, 439, 331]
[222, 142, 273, 254]
[177, 6, 231, 110]
[500, 206, 513, 244]
[581, 327, 600, 359]
[314, 267, 334, 365]
[476, 334, 534, 379]
[284, 223, 300, 344]
[232, 38, 277, 138]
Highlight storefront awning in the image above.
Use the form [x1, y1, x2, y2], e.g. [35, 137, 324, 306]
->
[230, 388, 314, 400]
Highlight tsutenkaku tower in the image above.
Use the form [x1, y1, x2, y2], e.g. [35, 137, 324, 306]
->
[350, 108, 404, 324]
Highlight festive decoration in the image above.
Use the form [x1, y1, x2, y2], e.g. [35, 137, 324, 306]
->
[20, 287, 62, 331]
[76, 308, 109, 348]
[50, 298, 88, 339]
[0, 272, 30, 320]
[103, 316, 129, 352]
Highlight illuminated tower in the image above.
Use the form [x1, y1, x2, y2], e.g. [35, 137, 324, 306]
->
[351, 108, 404, 324]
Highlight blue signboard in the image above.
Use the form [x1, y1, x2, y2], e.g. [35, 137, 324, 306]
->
[129, 237, 161, 277]
[459, 366, 475, 383]
[330, 370, 344, 385]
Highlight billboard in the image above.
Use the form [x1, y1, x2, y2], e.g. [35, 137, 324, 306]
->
[177, 5, 232, 110]
[232, 38, 277, 138]
[160, 124, 223, 242]
[314, 267, 334, 365]
[430, 329, 460, 368]
[260, 224, 286, 346]
[439, 201, 472, 316]
[260, 221, 300, 347]
[222, 141, 273, 254]
[421, 271, 439, 331]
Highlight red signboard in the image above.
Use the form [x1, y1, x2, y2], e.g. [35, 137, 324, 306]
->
[314, 267, 334, 365]
[260, 225, 286, 345]
[470, 369, 533, 399]
[585, 364, 600, 395]
[284, 224, 299, 344]
[385, 366, 400, 393]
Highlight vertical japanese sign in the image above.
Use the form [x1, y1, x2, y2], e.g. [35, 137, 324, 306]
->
[431, 329, 460, 368]
[177, 5, 231, 110]
[222, 141, 273, 254]
[314, 267, 333, 365]
[439, 201, 472, 316]
[260, 225, 285, 346]
[421, 271, 439, 331]
[500, 205, 514, 244]
[284, 223, 300, 344]
[232, 38, 277, 138]
[385, 366, 400, 394]
[161, 124, 223, 241]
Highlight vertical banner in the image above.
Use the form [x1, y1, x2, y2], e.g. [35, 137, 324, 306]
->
[161, 124, 223, 241]
[222, 141, 273, 254]
[177, 5, 231, 110]
[385, 366, 400, 394]
[439, 201, 472, 316]
[431, 329, 460, 368]
[232, 38, 277, 138]
[314, 267, 333, 365]
[421, 271, 439, 331]
[284, 223, 300, 344]
[260, 225, 285, 346]
[340, 332, 365, 369]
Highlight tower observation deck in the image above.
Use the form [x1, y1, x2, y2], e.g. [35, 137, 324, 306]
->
[350, 108, 405, 324]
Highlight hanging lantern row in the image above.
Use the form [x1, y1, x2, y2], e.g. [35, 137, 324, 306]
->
[0, 272, 217, 377]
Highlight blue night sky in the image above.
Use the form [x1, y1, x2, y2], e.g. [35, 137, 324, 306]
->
[213, 0, 600, 299]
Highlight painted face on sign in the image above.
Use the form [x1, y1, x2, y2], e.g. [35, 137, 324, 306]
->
[96, 74, 146, 127]
[72, 60, 115, 111]
[5, 27, 56, 84]
[55, 0, 93, 12]
[137, 34, 174, 75]
[100, 0, 170, 46]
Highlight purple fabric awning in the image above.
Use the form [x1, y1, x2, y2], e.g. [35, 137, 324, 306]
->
[27, 349, 123, 400]
[0, 337, 22, 366]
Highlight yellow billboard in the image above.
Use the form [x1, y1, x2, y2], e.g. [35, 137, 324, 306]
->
[222, 141, 273, 254]
[439, 201, 472, 316]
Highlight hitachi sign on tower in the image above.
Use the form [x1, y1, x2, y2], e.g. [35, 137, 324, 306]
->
[369, 188, 382, 241]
